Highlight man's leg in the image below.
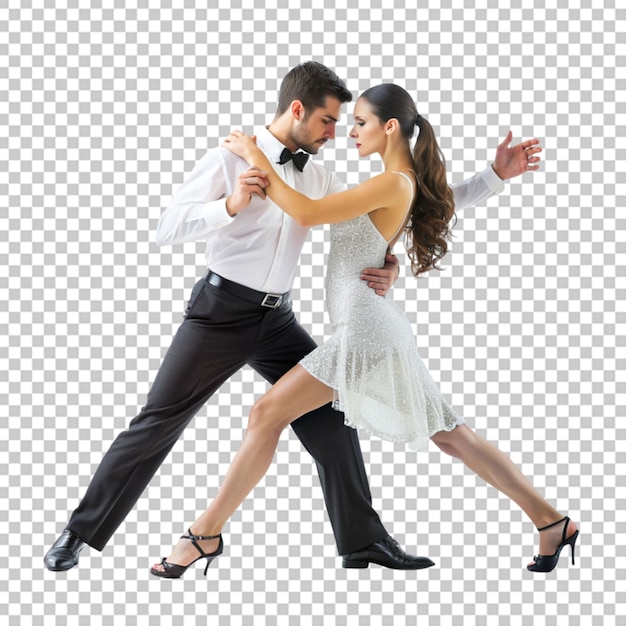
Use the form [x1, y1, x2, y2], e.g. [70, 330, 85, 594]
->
[62, 279, 256, 551]
[248, 305, 387, 555]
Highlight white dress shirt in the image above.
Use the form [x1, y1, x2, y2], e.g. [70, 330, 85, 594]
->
[156, 127, 505, 293]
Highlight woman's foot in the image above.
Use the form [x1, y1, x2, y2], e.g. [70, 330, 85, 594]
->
[151, 528, 221, 573]
[527, 516, 578, 568]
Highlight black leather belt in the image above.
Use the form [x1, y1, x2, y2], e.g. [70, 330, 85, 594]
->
[205, 271, 289, 309]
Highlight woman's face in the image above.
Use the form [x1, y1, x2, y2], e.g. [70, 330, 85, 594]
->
[349, 98, 385, 157]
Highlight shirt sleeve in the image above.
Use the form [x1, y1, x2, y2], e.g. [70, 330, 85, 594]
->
[450, 165, 505, 214]
[155, 148, 235, 246]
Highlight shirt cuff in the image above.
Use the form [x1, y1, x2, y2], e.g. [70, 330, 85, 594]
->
[484, 164, 506, 195]
[195, 199, 236, 230]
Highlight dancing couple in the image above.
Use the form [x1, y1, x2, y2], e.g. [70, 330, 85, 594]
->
[45, 62, 577, 577]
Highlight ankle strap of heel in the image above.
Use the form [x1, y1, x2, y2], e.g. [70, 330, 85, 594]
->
[181, 527, 221, 542]
[180, 527, 222, 559]
[536, 516, 569, 542]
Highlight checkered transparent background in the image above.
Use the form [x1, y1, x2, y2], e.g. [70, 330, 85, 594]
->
[1, 0, 624, 624]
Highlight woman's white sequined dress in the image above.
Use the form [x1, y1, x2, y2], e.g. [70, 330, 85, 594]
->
[299, 173, 464, 451]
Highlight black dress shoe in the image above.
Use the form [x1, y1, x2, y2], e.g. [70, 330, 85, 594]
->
[342, 535, 434, 570]
[44, 530, 85, 571]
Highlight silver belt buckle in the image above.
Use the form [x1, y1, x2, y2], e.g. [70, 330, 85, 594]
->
[261, 293, 283, 309]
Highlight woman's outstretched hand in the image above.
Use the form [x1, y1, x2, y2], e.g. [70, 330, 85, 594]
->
[222, 130, 259, 162]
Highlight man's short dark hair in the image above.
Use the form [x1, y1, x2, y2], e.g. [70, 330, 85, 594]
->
[276, 62, 352, 116]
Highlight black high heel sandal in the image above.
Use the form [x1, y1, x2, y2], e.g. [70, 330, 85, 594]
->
[527, 516, 579, 572]
[150, 528, 223, 578]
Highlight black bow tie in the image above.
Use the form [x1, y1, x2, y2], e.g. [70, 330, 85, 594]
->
[278, 147, 309, 172]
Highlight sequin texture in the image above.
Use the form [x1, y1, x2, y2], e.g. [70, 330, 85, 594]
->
[299, 209, 464, 451]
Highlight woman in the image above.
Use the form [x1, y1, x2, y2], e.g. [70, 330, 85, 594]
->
[151, 84, 578, 577]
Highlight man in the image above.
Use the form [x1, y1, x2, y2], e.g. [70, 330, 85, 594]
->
[45, 62, 540, 573]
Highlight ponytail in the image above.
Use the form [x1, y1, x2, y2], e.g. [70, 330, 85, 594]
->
[405, 116, 456, 276]
[359, 84, 456, 276]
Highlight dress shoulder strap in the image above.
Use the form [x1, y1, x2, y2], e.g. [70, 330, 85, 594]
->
[387, 170, 417, 246]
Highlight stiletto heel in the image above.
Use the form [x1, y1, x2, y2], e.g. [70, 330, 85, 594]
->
[150, 528, 223, 578]
[527, 516, 579, 573]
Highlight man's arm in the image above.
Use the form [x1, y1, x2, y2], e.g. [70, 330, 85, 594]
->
[453, 132, 542, 213]
[491, 131, 542, 179]
[362, 133, 542, 294]
[360, 253, 400, 296]
[155, 148, 233, 246]
[155, 148, 269, 247]
[451, 165, 505, 213]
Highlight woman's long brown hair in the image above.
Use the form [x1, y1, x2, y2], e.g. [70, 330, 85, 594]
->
[360, 84, 456, 276]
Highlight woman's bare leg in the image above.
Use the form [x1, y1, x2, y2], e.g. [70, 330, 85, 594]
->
[152, 365, 334, 571]
[431, 424, 578, 565]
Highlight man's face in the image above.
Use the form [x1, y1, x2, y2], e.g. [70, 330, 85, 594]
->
[290, 96, 342, 154]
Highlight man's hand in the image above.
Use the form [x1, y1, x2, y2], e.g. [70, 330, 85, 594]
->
[492, 131, 542, 180]
[225, 166, 269, 216]
[360, 253, 400, 297]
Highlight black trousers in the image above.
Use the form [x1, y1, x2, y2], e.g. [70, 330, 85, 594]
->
[67, 275, 387, 554]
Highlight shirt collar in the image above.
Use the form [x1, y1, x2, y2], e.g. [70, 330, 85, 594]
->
[256, 126, 309, 167]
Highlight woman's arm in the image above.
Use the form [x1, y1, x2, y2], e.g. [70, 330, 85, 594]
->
[222, 131, 404, 227]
